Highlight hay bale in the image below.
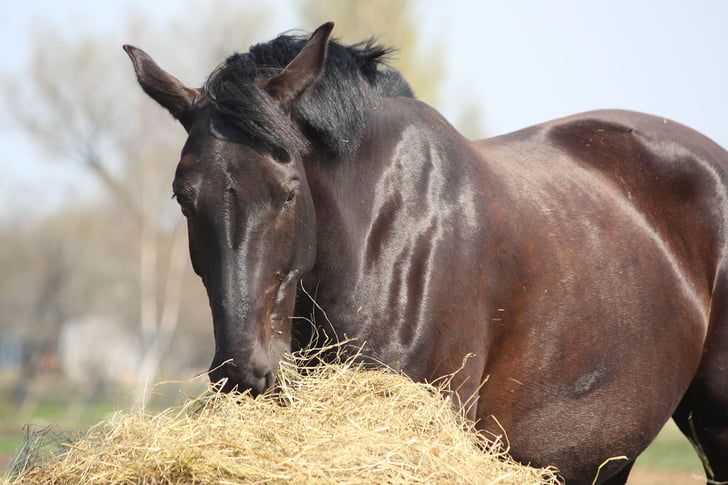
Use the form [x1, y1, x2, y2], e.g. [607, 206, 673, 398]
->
[6, 356, 559, 484]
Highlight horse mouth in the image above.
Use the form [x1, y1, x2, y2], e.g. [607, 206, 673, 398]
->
[208, 358, 276, 396]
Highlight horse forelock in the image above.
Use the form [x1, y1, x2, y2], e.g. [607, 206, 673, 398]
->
[203, 54, 310, 159]
[202, 33, 414, 160]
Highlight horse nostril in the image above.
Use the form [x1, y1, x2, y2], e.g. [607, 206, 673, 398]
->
[247, 370, 274, 396]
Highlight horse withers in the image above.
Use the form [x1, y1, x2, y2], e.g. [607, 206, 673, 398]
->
[124, 22, 728, 484]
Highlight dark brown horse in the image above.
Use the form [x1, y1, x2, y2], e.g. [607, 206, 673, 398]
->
[124, 23, 728, 484]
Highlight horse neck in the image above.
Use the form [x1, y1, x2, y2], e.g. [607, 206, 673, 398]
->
[302, 97, 481, 278]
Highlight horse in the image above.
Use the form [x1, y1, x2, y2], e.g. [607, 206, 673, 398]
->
[124, 22, 728, 484]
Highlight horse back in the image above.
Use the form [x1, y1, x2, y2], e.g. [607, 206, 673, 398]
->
[479, 109, 728, 292]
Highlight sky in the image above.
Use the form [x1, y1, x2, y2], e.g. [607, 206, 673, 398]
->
[2, 0, 727, 217]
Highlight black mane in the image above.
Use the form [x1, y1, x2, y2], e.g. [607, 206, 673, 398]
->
[203, 33, 414, 159]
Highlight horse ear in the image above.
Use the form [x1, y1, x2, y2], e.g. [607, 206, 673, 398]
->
[123, 45, 199, 131]
[261, 22, 334, 110]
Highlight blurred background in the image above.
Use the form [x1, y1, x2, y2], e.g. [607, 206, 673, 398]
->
[1, 0, 725, 482]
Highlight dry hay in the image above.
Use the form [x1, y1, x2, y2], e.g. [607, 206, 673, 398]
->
[6, 354, 560, 484]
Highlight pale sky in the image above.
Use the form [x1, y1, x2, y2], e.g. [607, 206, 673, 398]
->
[2, 0, 727, 216]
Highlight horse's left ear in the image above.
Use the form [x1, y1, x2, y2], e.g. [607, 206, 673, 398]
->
[261, 22, 334, 110]
[123, 45, 200, 132]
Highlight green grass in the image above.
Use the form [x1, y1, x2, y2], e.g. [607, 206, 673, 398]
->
[0, 376, 206, 472]
[632, 421, 704, 473]
[0, 400, 118, 468]
[0, 434, 21, 455]
[0, 379, 121, 469]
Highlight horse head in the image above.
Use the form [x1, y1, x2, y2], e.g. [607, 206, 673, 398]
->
[124, 23, 334, 395]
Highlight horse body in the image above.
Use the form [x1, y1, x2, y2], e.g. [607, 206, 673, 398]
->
[300, 99, 726, 481]
[125, 23, 728, 484]
[471, 110, 725, 479]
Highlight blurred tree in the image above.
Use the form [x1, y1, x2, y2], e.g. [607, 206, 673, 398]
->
[299, 0, 445, 108]
[2, 0, 276, 406]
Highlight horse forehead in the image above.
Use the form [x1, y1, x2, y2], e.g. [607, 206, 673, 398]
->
[181, 147, 297, 190]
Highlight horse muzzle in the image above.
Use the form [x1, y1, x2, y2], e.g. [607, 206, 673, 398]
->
[208, 352, 276, 396]
[206, 271, 301, 395]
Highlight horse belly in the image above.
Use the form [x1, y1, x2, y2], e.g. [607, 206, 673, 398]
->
[477, 200, 708, 482]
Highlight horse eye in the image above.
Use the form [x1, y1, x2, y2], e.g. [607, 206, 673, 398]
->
[284, 189, 297, 205]
[173, 192, 194, 217]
